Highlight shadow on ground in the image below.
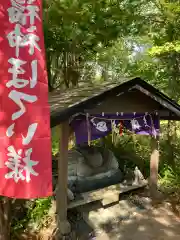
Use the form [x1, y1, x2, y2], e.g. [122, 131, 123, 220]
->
[70, 190, 180, 240]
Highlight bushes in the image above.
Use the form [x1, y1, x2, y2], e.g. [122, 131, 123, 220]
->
[102, 127, 180, 191]
[100, 132, 152, 177]
[93, 125, 180, 191]
[11, 197, 53, 237]
[51, 126, 59, 155]
[159, 164, 180, 190]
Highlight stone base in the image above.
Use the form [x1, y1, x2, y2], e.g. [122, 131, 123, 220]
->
[59, 220, 71, 235]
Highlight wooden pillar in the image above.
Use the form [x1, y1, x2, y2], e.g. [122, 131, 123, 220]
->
[57, 121, 71, 235]
[149, 136, 160, 199]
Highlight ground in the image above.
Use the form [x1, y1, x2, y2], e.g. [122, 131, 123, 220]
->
[76, 201, 180, 240]
[19, 188, 180, 240]
[67, 188, 180, 240]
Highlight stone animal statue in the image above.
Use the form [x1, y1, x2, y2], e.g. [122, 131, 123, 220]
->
[67, 145, 119, 179]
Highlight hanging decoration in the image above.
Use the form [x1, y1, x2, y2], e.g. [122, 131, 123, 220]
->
[70, 112, 160, 145]
[119, 121, 123, 136]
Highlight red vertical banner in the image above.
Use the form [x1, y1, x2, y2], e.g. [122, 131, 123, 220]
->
[0, 0, 52, 198]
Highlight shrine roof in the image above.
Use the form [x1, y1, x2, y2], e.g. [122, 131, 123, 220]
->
[49, 77, 180, 127]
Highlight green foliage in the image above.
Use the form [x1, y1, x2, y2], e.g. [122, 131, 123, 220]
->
[44, 0, 122, 89]
[12, 197, 52, 234]
[159, 164, 180, 190]
[149, 41, 180, 56]
[43, 0, 180, 95]
[93, 121, 180, 191]
[94, 0, 180, 99]
[27, 197, 52, 224]
[104, 130, 180, 190]
[43, 0, 149, 89]
[51, 126, 59, 155]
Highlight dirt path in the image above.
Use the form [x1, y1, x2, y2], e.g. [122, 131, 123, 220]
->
[89, 203, 180, 240]
[30, 190, 180, 240]
[71, 192, 180, 240]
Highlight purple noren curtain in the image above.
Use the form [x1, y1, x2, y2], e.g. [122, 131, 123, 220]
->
[70, 113, 160, 145]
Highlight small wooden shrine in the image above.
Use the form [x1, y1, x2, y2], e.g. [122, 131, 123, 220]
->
[49, 77, 180, 235]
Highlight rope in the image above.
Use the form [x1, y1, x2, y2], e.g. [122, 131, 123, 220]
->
[70, 110, 158, 122]
[89, 111, 158, 121]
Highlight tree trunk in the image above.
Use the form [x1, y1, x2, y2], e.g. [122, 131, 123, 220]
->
[0, 198, 11, 240]
[46, 50, 53, 92]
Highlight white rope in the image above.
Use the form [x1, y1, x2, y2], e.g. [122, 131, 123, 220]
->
[70, 110, 158, 122]
[88, 111, 158, 121]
